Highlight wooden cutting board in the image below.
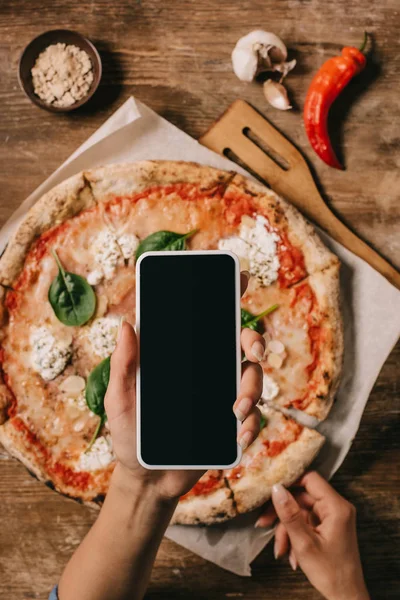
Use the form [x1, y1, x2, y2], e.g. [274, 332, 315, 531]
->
[199, 99, 400, 290]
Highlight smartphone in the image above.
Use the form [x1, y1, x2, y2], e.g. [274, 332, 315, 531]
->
[136, 251, 241, 470]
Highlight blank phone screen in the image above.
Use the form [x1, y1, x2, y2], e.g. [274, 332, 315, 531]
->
[138, 253, 239, 467]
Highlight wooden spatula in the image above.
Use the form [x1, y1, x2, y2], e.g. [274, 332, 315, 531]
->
[200, 99, 400, 290]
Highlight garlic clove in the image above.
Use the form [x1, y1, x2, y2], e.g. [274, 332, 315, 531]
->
[263, 80, 292, 111]
[267, 353, 284, 369]
[273, 58, 297, 79]
[239, 257, 250, 272]
[232, 30, 292, 82]
[241, 214, 257, 228]
[95, 295, 108, 318]
[232, 47, 259, 83]
[267, 340, 285, 355]
[59, 375, 86, 397]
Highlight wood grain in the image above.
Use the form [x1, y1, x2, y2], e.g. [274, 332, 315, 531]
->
[0, 1, 399, 598]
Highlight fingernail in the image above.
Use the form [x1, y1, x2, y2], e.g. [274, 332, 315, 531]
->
[274, 540, 280, 560]
[289, 552, 297, 571]
[117, 316, 126, 342]
[234, 397, 253, 421]
[238, 431, 252, 451]
[272, 483, 289, 505]
[251, 341, 264, 362]
[242, 270, 250, 280]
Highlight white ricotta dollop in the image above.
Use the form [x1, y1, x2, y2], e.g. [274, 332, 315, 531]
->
[30, 326, 72, 381]
[78, 436, 114, 471]
[117, 233, 139, 259]
[218, 215, 280, 286]
[89, 230, 140, 284]
[261, 373, 280, 401]
[88, 317, 119, 358]
[93, 229, 122, 280]
[87, 268, 103, 286]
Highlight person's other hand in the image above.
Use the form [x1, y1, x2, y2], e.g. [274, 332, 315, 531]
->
[256, 471, 370, 600]
[105, 271, 264, 501]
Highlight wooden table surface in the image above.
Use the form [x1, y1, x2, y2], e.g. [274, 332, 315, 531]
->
[0, 1, 399, 598]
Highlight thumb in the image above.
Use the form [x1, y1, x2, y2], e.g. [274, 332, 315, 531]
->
[104, 320, 137, 421]
[272, 483, 316, 552]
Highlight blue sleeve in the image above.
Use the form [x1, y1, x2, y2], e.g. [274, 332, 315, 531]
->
[49, 585, 59, 600]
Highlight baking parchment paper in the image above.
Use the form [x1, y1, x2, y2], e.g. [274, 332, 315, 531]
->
[1, 97, 399, 576]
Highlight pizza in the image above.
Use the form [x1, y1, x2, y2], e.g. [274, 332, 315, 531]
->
[173, 407, 324, 524]
[0, 161, 342, 523]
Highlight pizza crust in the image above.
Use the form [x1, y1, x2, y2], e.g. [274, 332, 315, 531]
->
[171, 484, 236, 526]
[228, 427, 325, 514]
[0, 419, 48, 483]
[227, 174, 339, 276]
[302, 264, 343, 421]
[0, 173, 94, 286]
[84, 161, 235, 202]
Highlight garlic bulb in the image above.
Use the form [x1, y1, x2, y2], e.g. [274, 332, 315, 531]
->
[263, 80, 292, 110]
[232, 30, 296, 83]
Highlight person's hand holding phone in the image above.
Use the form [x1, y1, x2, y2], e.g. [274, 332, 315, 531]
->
[105, 271, 264, 501]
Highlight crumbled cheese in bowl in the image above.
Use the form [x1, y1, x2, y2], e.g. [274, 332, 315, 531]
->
[88, 317, 119, 358]
[30, 326, 72, 381]
[78, 436, 114, 472]
[31, 43, 94, 108]
[218, 215, 280, 286]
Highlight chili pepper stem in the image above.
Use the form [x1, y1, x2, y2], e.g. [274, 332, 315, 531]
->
[359, 31, 368, 53]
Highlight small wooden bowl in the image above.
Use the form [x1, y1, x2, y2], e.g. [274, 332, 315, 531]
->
[18, 29, 102, 112]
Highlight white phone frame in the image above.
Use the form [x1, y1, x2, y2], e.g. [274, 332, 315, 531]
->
[135, 250, 242, 470]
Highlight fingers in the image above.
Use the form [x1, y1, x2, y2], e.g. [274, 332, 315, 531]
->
[271, 484, 317, 553]
[237, 405, 261, 451]
[274, 523, 290, 559]
[255, 490, 316, 529]
[104, 321, 137, 421]
[234, 361, 263, 421]
[240, 270, 250, 296]
[241, 327, 266, 363]
[300, 471, 353, 523]
[299, 471, 342, 503]
[255, 501, 278, 528]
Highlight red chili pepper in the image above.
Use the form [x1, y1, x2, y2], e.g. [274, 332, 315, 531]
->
[303, 33, 368, 169]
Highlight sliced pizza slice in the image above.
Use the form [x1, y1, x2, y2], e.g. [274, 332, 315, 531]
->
[172, 470, 236, 525]
[246, 265, 343, 422]
[224, 406, 324, 515]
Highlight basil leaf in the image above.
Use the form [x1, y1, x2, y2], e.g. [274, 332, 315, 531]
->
[84, 356, 111, 452]
[85, 356, 111, 417]
[135, 229, 198, 260]
[241, 308, 261, 332]
[241, 304, 279, 332]
[260, 415, 266, 431]
[86, 414, 106, 452]
[48, 249, 96, 327]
